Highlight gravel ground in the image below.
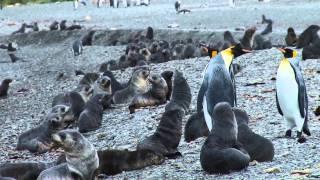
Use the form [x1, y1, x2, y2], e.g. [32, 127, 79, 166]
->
[0, 0, 320, 179]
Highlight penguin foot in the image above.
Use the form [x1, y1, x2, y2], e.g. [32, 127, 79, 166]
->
[285, 130, 292, 137]
[297, 136, 307, 143]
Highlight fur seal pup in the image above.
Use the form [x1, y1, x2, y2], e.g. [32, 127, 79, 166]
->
[240, 27, 256, 50]
[184, 111, 209, 142]
[285, 27, 297, 47]
[16, 105, 72, 153]
[177, 9, 191, 14]
[296, 25, 320, 49]
[0, 79, 12, 97]
[12, 23, 27, 35]
[276, 48, 310, 143]
[38, 130, 99, 180]
[59, 20, 67, 30]
[221, 31, 237, 50]
[137, 70, 191, 158]
[200, 102, 250, 174]
[72, 39, 83, 56]
[146, 26, 154, 41]
[302, 38, 320, 60]
[164, 70, 191, 113]
[82, 30, 96, 46]
[234, 108, 274, 162]
[78, 94, 112, 133]
[97, 149, 164, 176]
[102, 71, 127, 94]
[93, 74, 112, 95]
[49, 21, 59, 31]
[260, 15, 273, 35]
[52, 85, 94, 121]
[197, 44, 251, 131]
[79, 73, 100, 86]
[161, 70, 173, 100]
[129, 73, 168, 114]
[112, 68, 149, 104]
[0, 162, 50, 180]
[174, 1, 180, 12]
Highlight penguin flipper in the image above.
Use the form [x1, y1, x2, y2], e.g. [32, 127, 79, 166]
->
[290, 62, 306, 118]
[229, 66, 237, 106]
[275, 92, 283, 116]
[197, 77, 207, 113]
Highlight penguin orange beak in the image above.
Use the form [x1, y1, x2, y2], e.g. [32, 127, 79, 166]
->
[278, 48, 286, 53]
[210, 50, 218, 58]
[242, 49, 252, 53]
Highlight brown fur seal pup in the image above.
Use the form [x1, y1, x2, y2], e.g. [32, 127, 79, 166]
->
[102, 71, 127, 95]
[52, 85, 94, 120]
[184, 111, 209, 142]
[129, 73, 168, 114]
[200, 102, 250, 174]
[49, 21, 59, 31]
[260, 15, 273, 35]
[146, 26, 154, 41]
[0, 162, 50, 180]
[302, 38, 320, 60]
[59, 20, 67, 30]
[137, 70, 191, 158]
[16, 105, 72, 153]
[161, 70, 174, 101]
[78, 94, 112, 133]
[234, 108, 274, 162]
[112, 68, 149, 104]
[0, 79, 12, 97]
[240, 27, 256, 50]
[97, 149, 164, 176]
[93, 74, 112, 95]
[79, 73, 100, 86]
[165, 70, 191, 113]
[38, 130, 99, 180]
[285, 27, 297, 47]
[82, 30, 96, 46]
[296, 25, 320, 49]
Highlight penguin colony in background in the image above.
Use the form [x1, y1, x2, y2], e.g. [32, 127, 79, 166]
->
[0, 4, 319, 179]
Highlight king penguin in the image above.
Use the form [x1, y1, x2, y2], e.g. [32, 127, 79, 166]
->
[197, 43, 251, 131]
[276, 48, 311, 143]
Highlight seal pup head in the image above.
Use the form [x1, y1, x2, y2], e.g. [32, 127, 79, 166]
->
[96, 75, 112, 95]
[46, 112, 67, 131]
[79, 84, 94, 102]
[51, 104, 74, 123]
[131, 68, 150, 92]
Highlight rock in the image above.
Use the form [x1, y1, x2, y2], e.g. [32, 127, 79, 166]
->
[264, 167, 281, 173]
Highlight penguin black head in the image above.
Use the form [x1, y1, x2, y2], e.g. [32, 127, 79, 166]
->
[200, 43, 218, 58]
[287, 27, 295, 33]
[230, 43, 252, 58]
[278, 48, 298, 58]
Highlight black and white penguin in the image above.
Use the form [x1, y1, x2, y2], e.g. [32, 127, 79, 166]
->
[197, 44, 251, 131]
[276, 48, 311, 143]
[72, 39, 83, 56]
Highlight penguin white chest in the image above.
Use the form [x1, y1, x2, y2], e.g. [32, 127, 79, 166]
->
[276, 61, 300, 120]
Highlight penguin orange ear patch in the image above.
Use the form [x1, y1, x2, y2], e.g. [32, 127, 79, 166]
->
[210, 51, 217, 58]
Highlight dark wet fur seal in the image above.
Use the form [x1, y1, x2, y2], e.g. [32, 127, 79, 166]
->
[59, 20, 67, 30]
[82, 30, 96, 46]
[234, 108, 274, 162]
[12, 23, 27, 35]
[296, 25, 320, 49]
[146, 27, 154, 40]
[161, 70, 174, 100]
[38, 130, 99, 180]
[0, 79, 12, 97]
[302, 38, 320, 60]
[129, 74, 168, 114]
[175, 1, 180, 12]
[66, 24, 82, 30]
[260, 15, 273, 35]
[165, 70, 191, 113]
[97, 149, 164, 176]
[49, 21, 59, 31]
[112, 68, 149, 104]
[78, 94, 112, 133]
[137, 70, 191, 158]
[16, 106, 72, 153]
[0, 162, 50, 180]
[285, 27, 298, 47]
[177, 9, 191, 14]
[184, 111, 209, 142]
[200, 102, 250, 174]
